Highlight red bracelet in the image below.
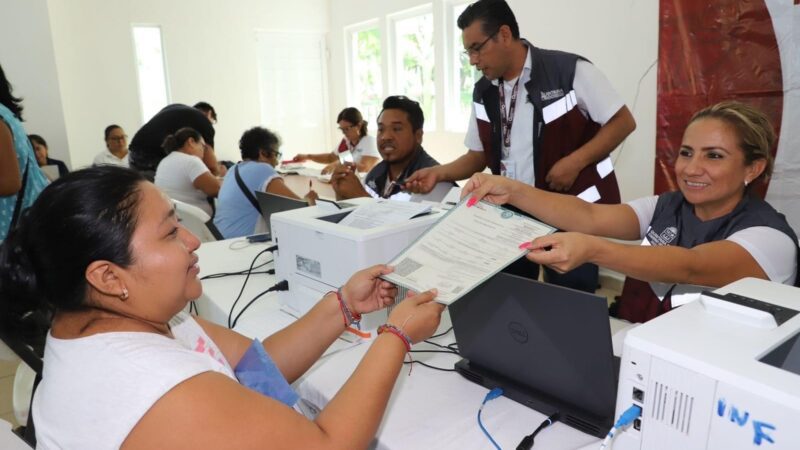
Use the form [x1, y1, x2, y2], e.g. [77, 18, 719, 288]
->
[377, 324, 412, 352]
[333, 289, 362, 328]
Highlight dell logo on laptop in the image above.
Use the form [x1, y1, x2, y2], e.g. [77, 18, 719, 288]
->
[508, 322, 529, 343]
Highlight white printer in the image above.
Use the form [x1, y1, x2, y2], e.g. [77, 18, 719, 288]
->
[271, 197, 442, 331]
[613, 277, 800, 449]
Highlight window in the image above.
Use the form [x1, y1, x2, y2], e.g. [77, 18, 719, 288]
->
[391, 9, 436, 129]
[446, 2, 479, 131]
[347, 25, 383, 124]
[132, 26, 170, 123]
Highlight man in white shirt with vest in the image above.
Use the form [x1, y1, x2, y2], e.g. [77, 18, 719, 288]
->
[406, 0, 636, 292]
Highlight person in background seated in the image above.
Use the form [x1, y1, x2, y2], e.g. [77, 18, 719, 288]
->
[193, 101, 217, 125]
[0, 63, 48, 242]
[92, 124, 130, 167]
[331, 96, 442, 201]
[463, 101, 798, 323]
[129, 104, 218, 179]
[293, 107, 380, 174]
[0, 165, 445, 449]
[217, 160, 234, 177]
[154, 127, 221, 217]
[29, 134, 69, 178]
[214, 127, 317, 239]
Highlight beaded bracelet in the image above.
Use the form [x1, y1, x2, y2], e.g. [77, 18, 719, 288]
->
[334, 288, 362, 328]
[377, 324, 412, 352]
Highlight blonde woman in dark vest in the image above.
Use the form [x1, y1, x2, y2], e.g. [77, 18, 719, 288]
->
[462, 101, 798, 323]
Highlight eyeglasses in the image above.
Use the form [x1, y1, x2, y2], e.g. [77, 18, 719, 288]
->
[108, 135, 127, 142]
[463, 29, 499, 58]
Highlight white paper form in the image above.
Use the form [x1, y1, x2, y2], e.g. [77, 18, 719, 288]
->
[337, 199, 432, 230]
[382, 199, 556, 305]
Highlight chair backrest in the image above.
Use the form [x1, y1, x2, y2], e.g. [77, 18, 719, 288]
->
[0, 313, 47, 449]
[172, 199, 218, 242]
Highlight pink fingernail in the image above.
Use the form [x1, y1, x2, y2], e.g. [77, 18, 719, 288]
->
[518, 242, 532, 250]
[466, 196, 477, 207]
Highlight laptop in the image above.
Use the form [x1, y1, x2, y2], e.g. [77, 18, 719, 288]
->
[254, 191, 309, 236]
[450, 272, 618, 438]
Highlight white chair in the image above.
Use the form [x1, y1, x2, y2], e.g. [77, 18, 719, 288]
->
[12, 363, 35, 427]
[172, 199, 219, 243]
[0, 418, 31, 450]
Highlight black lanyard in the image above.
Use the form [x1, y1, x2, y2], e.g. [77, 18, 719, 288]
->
[498, 77, 521, 149]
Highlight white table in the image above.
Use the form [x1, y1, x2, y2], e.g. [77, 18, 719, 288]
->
[195, 238, 607, 450]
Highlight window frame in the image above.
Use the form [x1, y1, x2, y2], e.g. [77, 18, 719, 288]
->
[131, 24, 171, 124]
[344, 19, 384, 125]
[387, 4, 437, 130]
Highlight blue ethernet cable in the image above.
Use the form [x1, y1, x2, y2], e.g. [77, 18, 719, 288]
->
[478, 387, 505, 450]
[600, 404, 642, 449]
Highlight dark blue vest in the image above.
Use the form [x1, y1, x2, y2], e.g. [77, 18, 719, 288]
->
[618, 191, 799, 323]
[472, 41, 620, 204]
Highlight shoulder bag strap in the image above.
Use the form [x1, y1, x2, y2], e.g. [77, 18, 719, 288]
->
[234, 164, 262, 214]
[10, 162, 30, 230]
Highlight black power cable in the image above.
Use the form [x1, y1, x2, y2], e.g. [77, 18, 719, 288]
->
[230, 280, 289, 329]
[226, 245, 277, 328]
[516, 412, 560, 450]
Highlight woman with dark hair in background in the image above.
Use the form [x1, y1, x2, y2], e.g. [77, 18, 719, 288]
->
[154, 127, 221, 216]
[29, 134, 69, 179]
[294, 107, 380, 174]
[0, 63, 48, 241]
[0, 166, 444, 448]
[92, 124, 130, 167]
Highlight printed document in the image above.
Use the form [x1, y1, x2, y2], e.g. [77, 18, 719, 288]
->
[338, 199, 433, 230]
[382, 199, 556, 305]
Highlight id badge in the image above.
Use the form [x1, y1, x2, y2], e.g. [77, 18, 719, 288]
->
[500, 159, 517, 180]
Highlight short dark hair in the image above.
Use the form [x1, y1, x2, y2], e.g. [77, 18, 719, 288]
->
[380, 96, 424, 132]
[104, 124, 123, 141]
[28, 134, 47, 149]
[161, 127, 202, 153]
[239, 126, 281, 160]
[337, 107, 367, 137]
[0, 166, 145, 330]
[0, 63, 24, 120]
[457, 0, 520, 40]
[194, 101, 217, 122]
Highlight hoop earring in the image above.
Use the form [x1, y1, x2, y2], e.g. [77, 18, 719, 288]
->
[120, 288, 129, 301]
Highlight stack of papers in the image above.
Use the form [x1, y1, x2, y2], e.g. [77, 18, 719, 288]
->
[338, 200, 433, 230]
[382, 199, 556, 305]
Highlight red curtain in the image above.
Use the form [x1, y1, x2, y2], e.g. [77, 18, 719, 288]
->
[656, 0, 783, 198]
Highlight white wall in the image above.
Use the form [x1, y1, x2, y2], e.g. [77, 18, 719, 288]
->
[45, 0, 329, 168]
[328, 0, 659, 201]
[0, 0, 71, 168]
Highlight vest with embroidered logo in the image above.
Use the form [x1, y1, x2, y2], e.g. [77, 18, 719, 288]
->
[472, 41, 620, 203]
[617, 191, 800, 323]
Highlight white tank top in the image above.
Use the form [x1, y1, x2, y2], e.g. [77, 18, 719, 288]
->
[33, 312, 234, 449]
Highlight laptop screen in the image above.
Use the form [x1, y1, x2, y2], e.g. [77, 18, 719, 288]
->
[254, 191, 308, 234]
[450, 272, 617, 434]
